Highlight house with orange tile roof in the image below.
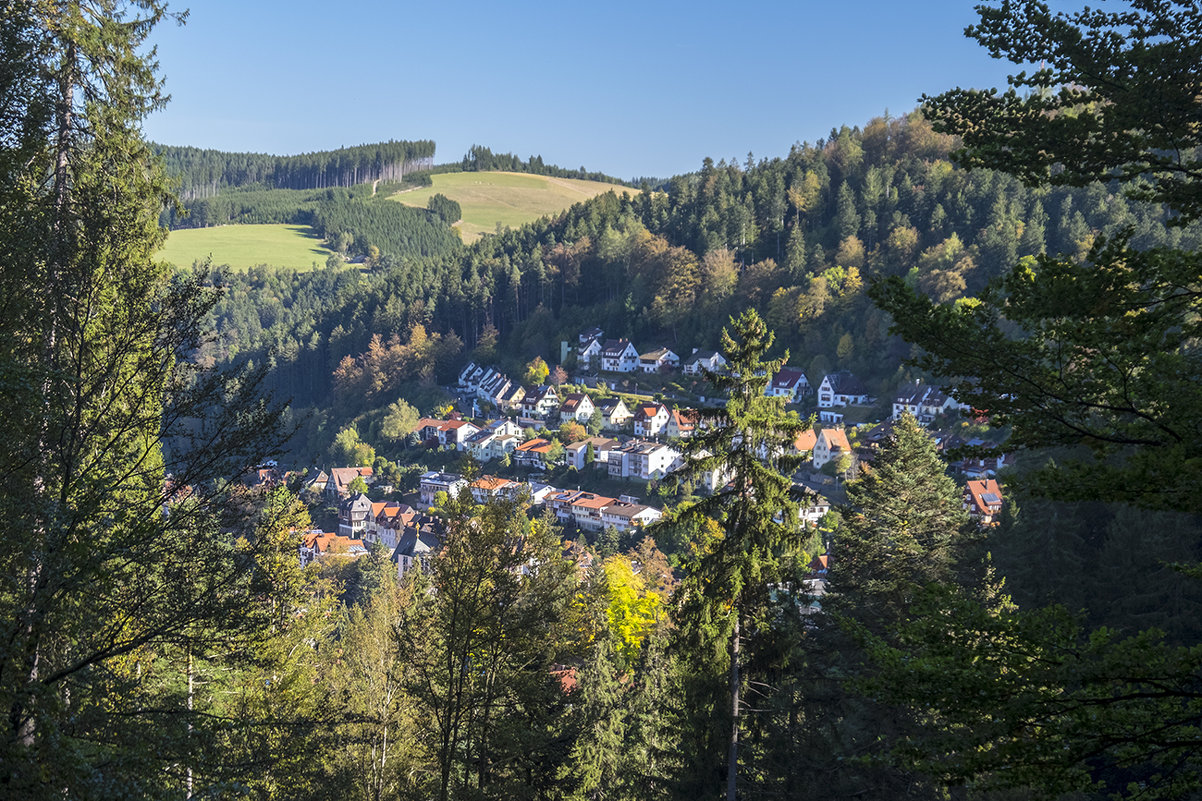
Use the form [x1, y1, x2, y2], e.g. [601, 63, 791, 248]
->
[666, 408, 699, 439]
[371, 503, 418, 550]
[633, 402, 670, 438]
[793, 428, 819, 456]
[299, 530, 369, 566]
[514, 437, 557, 469]
[469, 475, 525, 503]
[812, 427, 853, 470]
[963, 478, 1004, 526]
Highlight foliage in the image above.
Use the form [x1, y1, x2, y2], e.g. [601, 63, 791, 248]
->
[602, 555, 663, 666]
[0, 5, 303, 796]
[921, 0, 1202, 221]
[158, 139, 435, 198]
[380, 398, 421, 441]
[394, 494, 584, 800]
[559, 420, 587, 444]
[523, 355, 550, 385]
[460, 144, 635, 186]
[666, 309, 809, 799]
[862, 2, 1202, 798]
[427, 192, 461, 224]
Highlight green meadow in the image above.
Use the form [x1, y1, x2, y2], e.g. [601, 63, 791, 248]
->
[157, 224, 334, 271]
[389, 171, 635, 242]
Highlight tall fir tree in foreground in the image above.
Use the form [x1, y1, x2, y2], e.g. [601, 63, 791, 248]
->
[667, 309, 808, 801]
[797, 414, 971, 799]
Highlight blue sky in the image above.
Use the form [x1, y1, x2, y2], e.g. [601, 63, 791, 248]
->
[144, 1, 1021, 180]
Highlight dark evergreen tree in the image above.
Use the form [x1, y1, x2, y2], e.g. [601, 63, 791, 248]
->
[667, 309, 808, 801]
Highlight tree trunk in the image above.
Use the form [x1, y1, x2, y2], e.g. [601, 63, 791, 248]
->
[186, 648, 194, 800]
[726, 611, 741, 801]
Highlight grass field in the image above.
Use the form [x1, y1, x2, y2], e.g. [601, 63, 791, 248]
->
[389, 171, 635, 243]
[157, 224, 334, 271]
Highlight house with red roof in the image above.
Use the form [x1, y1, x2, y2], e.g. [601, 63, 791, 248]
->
[633, 402, 670, 438]
[964, 478, 1004, 526]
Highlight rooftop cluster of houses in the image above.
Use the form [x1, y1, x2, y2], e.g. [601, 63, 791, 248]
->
[891, 382, 970, 426]
[576, 328, 730, 377]
[302, 465, 376, 502]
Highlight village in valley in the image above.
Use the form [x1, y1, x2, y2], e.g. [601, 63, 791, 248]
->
[279, 325, 1010, 585]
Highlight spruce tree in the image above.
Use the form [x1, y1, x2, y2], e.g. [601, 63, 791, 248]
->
[829, 413, 969, 629]
[806, 413, 970, 799]
[668, 309, 808, 801]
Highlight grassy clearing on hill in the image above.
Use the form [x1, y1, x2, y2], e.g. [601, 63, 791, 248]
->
[157, 224, 334, 271]
[389, 171, 635, 243]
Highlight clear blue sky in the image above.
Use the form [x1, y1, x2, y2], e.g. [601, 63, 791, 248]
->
[143, 0, 1020, 180]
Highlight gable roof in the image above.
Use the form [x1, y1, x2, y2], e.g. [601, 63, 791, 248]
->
[639, 347, 676, 362]
[683, 349, 722, 366]
[794, 429, 818, 452]
[818, 428, 852, 453]
[559, 392, 591, 412]
[823, 371, 868, 397]
[597, 397, 628, 414]
[771, 367, 808, 390]
[601, 338, 635, 357]
[965, 478, 1004, 516]
[516, 437, 554, 454]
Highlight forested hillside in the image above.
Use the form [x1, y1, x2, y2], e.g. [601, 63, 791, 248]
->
[157, 139, 436, 198]
[204, 111, 1201, 460]
[10, 2, 1202, 799]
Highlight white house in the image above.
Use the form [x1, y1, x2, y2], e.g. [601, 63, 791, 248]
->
[393, 524, 440, 577]
[812, 428, 853, 470]
[632, 402, 671, 438]
[521, 385, 560, 418]
[558, 392, 596, 423]
[419, 471, 467, 509]
[417, 418, 481, 449]
[682, 349, 727, 376]
[597, 397, 632, 430]
[892, 382, 966, 424]
[600, 339, 640, 373]
[458, 361, 486, 390]
[817, 371, 870, 409]
[666, 408, 698, 439]
[577, 337, 603, 370]
[638, 347, 680, 373]
[608, 440, 682, 480]
[601, 502, 663, 531]
[564, 436, 620, 471]
[767, 367, 810, 400]
[337, 493, 373, 537]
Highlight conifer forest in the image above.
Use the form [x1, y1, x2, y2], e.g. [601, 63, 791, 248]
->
[3, 2, 1202, 800]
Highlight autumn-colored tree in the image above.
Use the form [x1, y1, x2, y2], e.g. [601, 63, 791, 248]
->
[523, 355, 550, 386]
[558, 420, 587, 444]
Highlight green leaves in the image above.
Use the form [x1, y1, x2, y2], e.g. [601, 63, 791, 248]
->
[923, 0, 1202, 222]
